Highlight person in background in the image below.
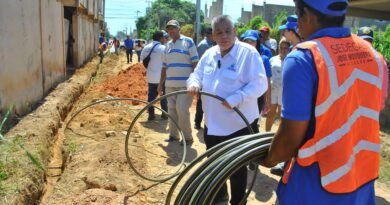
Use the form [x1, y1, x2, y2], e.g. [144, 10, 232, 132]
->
[141, 31, 168, 121]
[125, 35, 134, 64]
[265, 38, 290, 132]
[194, 27, 215, 130]
[98, 36, 107, 64]
[99, 32, 105, 44]
[188, 15, 267, 205]
[158, 19, 199, 145]
[357, 26, 389, 109]
[279, 15, 302, 48]
[162, 30, 169, 44]
[241, 30, 272, 126]
[260, 26, 278, 55]
[113, 37, 120, 55]
[261, 0, 388, 204]
[257, 30, 273, 59]
[135, 41, 144, 62]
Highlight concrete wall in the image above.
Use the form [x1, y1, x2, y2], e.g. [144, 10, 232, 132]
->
[0, 0, 43, 113]
[40, 0, 66, 93]
[0, 0, 103, 114]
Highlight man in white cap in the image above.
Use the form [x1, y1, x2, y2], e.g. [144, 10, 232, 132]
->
[158, 20, 199, 145]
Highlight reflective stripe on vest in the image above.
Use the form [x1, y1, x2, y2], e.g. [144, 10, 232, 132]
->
[295, 35, 384, 193]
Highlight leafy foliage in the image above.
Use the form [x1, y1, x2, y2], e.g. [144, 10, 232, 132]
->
[373, 25, 390, 61]
[136, 0, 204, 39]
[270, 11, 287, 43]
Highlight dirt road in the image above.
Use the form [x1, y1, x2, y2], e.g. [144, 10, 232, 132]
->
[4, 53, 389, 204]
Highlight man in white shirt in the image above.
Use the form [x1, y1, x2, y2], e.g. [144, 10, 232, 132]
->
[141, 31, 168, 121]
[187, 15, 268, 204]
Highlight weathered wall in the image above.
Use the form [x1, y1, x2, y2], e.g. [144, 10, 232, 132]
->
[40, 0, 66, 93]
[0, 0, 103, 114]
[0, 0, 43, 113]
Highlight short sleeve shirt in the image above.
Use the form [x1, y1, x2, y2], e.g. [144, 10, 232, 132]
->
[163, 35, 199, 87]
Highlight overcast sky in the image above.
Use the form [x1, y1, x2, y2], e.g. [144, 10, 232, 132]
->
[105, 0, 294, 36]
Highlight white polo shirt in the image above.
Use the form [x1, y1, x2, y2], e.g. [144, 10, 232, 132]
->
[163, 35, 199, 87]
[140, 41, 165, 84]
[187, 40, 268, 135]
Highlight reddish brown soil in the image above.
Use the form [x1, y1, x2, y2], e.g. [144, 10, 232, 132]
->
[99, 63, 148, 105]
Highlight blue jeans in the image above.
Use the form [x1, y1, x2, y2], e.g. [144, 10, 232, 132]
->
[148, 83, 167, 117]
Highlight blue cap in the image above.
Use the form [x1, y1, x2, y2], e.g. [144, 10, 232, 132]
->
[287, 15, 298, 22]
[279, 15, 298, 31]
[241, 30, 259, 41]
[302, 0, 348, 16]
[357, 26, 373, 40]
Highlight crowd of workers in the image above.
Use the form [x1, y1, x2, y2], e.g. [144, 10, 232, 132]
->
[99, 0, 390, 204]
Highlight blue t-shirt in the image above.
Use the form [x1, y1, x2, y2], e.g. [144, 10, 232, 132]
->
[125, 39, 134, 49]
[262, 55, 272, 78]
[259, 44, 273, 59]
[99, 36, 105, 44]
[277, 27, 376, 205]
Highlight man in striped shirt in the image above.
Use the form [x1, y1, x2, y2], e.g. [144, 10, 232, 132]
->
[158, 20, 199, 145]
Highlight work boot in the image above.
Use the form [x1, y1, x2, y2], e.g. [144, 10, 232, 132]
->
[270, 163, 285, 176]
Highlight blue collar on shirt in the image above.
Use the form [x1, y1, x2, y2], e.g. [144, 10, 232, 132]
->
[307, 27, 351, 40]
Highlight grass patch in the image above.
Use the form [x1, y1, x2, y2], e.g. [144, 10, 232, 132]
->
[67, 142, 78, 156]
[380, 157, 390, 185]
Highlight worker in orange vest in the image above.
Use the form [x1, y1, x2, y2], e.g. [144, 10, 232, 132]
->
[260, 0, 388, 204]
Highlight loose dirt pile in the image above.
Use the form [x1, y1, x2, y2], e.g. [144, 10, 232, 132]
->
[99, 63, 148, 104]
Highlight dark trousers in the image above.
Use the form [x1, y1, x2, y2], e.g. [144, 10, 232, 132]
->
[204, 120, 259, 205]
[148, 83, 167, 117]
[136, 51, 142, 62]
[99, 50, 104, 64]
[194, 96, 203, 126]
[126, 49, 133, 63]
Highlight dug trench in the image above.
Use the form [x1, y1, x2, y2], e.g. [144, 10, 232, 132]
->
[1, 53, 390, 205]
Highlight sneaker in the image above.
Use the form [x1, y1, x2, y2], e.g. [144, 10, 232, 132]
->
[180, 139, 194, 146]
[164, 136, 179, 142]
[270, 164, 284, 176]
[161, 113, 168, 120]
[194, 124, 202, 129]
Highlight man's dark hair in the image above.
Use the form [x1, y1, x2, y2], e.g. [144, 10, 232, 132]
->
[152, 31, 164, 41]
[295, 0, 347, 28]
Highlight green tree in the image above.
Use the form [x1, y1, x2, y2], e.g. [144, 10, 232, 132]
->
[374, 25, 390, 61]
[181, 24, 194, 38]
[136, 0, 204, 40]
[270, 10, 288, 44]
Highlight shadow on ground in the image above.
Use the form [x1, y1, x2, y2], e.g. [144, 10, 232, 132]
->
[248, 168, 279, 203]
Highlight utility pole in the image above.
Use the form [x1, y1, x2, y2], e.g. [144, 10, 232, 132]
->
[103, 0, 106, 21]
[195, 0, 201, 44]
[146, 0, 152, 40]
[157, 0, 161, 29]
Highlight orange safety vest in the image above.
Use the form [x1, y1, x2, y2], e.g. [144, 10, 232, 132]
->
[283, 35, 386, 194]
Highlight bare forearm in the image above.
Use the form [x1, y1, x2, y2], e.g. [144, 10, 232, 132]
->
[263, 119, 308, 167]
[159, 67, 167, 86]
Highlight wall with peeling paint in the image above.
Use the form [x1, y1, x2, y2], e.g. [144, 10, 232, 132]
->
[0, 0, 103, 115]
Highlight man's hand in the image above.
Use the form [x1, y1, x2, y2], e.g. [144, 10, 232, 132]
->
[187, 86, 200, 97]
[157, 84, 163, 96]
[222, 100, 233, 110]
